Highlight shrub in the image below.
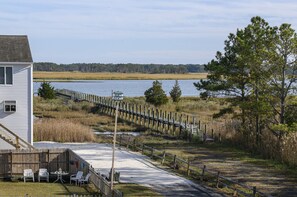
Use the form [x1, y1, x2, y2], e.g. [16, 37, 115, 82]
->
[144, 80, 168, 106]
[38, 82, 56, 99]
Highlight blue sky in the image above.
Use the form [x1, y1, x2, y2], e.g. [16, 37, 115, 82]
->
[1, 0, 297, 64]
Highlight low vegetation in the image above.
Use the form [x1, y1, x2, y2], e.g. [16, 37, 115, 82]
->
[33, 71, 208, 81]
[34, 119, 95, 142]
[0, 181, 99, 196]
[34, 97, 97, 142]
[114, 183, 162, 197]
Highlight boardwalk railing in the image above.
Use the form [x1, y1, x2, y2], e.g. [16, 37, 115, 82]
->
[56, 89, 205, 140]
[118, 135, 270, 197]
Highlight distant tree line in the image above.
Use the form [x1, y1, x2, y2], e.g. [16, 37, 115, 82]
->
[33, 62, 205, 74]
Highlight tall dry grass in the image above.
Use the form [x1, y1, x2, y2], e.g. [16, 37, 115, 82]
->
[281, 132, 297, 166]
[34, 119, 95, 142]
[209, 119, 297, 167]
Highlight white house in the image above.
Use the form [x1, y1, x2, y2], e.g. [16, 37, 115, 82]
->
[0, 35, 33, 149]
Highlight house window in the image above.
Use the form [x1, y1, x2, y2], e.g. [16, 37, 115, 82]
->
[4, 101, 16, 112]
[0, 66, 13, 85]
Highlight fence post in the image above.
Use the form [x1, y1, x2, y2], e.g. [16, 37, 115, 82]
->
[187, 158, 190, 176]
[211, 129, 214, 139]
[253, 186, 257, 197]
[161, 151, 166, 165]
[142, 144, 144, 154]
[10, 151, 13, 178]
[127, 137, 130, 148]
[216, 171, 221, 188]
[173, 155, 177, 169]
[133, 139, 136, 151]
[201, 165, 206, 181]
[151, 148, 154, 158]
[119, 134, 122, 146]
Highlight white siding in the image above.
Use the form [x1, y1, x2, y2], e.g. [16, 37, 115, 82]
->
[0, 63, 33, 149]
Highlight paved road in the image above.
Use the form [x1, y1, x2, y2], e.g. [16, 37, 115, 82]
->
[34, 142, 224, 197]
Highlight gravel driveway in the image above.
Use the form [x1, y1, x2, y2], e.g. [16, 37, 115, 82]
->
[34, 142, 224, 197]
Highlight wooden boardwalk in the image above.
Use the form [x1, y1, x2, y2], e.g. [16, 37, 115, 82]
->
[56, 89, 202, 139]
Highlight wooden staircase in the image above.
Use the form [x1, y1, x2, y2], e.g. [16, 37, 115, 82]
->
[0, 123, 35, 150]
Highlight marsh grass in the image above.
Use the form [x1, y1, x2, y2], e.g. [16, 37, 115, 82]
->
[34, 119, 95, 142]
[34, 71, 208, 80]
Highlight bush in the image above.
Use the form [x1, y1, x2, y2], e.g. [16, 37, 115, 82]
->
[144, 80, 168, 106]
[38, 82, 56, 99]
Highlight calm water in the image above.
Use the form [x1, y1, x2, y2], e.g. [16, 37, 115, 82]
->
[34, 80, 201, 97]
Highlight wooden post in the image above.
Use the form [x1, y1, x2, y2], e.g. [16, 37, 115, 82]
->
[216, 171, 221, 188]
[167, 112, 170, 132]
[142, 144, 145, 154]
[127, 137, 130, 148]
[173, 155, 177, 169]
[139, 105, 142, 125]
[212, 129, 214, 139]
[187, 158, 190, 176]
[219, 133, 221, 142]
[201, 165, 206, 181]
[156, 109, 159, 131]
[179, 114, 183, 138]
[133, 139, 136, 151]
[253, 186, 257, 197]
[161, 151, 166, 165]
[152, 109, 155, 128]
[151, 148, 154, 158]
[16, 136, 19, 149]
[10, 151, 13, 178]
[66, 149, 70, 173]
[119, 134, 122, 146]
[47, 149, 50, 171]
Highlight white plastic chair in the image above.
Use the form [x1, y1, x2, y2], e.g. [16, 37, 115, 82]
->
[23, 169, 35, 182]
[70, 171, 83, 185]
[38, 168, 49, 182]
[78, 173, 91, 186]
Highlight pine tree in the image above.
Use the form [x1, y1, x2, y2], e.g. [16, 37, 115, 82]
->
[169, 80, 182, 102]
[38, 82, 56, 99]
[144, 80, 168, 106]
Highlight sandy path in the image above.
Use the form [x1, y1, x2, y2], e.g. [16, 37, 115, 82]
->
[34, 142, 223, 197]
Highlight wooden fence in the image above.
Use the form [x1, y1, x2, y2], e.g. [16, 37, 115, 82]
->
[118, 135, 270, 197]
[0, 149, 69, 178]
[0, 149, 122, 197]
[56, 89, 206, 140]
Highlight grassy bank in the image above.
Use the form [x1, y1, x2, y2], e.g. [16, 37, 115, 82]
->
[33, 71, 208, 81]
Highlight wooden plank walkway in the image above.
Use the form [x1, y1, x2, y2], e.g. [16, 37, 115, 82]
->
[56, 89, 202, 139]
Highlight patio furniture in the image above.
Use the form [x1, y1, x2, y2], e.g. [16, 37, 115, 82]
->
[38, 168, 49, 182]
[70, 171, 83, 185]
[78, 172, 91, 186]
[51, 169, 69, 183]
[23, 169, 34, 182]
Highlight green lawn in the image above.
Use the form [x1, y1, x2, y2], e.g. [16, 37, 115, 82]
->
[0, 181, 99, 196]
[115, 183, 163, 197]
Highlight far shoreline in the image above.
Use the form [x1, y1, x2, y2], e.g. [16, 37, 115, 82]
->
[33, 71, 208, 81]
